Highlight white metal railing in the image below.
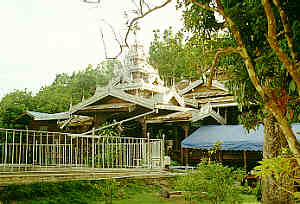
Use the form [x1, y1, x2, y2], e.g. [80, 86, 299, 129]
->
[0, 128, 164, 170]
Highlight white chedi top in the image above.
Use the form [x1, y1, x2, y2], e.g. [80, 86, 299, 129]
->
[119, 43, 164, 86]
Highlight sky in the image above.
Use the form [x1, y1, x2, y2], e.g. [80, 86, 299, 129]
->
[0, 0, 182, 99]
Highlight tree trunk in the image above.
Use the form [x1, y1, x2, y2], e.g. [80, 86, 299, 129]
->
[262, 115, 294, 204]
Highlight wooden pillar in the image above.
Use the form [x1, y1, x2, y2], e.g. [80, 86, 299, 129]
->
[183, 125, 189, 138]
[141, 120, 147, 138]
[181, 148, 184, 165]
[243, 151, 247, 172]
[181, 124, 190, 165]
[137, 117, 147, 138]
[174, 126, 179, 150]
[218, 151, 223, 162]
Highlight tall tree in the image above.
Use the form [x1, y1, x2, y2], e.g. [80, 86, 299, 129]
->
[177, 0, 300, 163]
[0, 89, 34, 128]
[177, 0, 299, 203]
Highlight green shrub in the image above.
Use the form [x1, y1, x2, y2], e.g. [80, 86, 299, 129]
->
[175, 160, 245, 204]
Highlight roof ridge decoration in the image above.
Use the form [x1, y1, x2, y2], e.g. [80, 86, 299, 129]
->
[70, 87, 156, 115]
[70, 89, 109, 114]
[161, 89, 185, 107]
[178, 79, 204, 96]
[178, 79, 229, 96]
[211, 80, 228, 91]
[191, 103, 226, 124]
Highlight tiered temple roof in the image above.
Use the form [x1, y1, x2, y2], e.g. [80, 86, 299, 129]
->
[17, 43, 236, 132]
[67, 43, 234, 129]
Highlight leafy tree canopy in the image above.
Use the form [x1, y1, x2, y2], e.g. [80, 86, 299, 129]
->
[149, 27, 229, 82]
[0, 59, 120, 127]
[0, 89, 34, 128]
[175, 0, 300, 163]
[174, 0, 300, 126]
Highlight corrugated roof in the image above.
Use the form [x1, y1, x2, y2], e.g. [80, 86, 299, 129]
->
[181, 123, 300, 151]
[22, 111, 69, 121]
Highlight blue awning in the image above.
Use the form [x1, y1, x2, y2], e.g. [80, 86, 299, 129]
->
[181, 123, 300, 151]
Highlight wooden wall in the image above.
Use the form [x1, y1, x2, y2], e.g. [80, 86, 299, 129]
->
[28, 120, 60, 132]
[27, 120, 91, 134]
[183, 148, 262, 170]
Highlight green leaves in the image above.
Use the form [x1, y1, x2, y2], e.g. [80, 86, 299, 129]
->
[149, 27, 217, 82]
[175, 161, 245, 203]
[179, 0, 300, 128]
[254, 153, 298, 197]
[0, 89, 34, 127]
[0, 59, 120, 127]
[288, 80, 297, 93]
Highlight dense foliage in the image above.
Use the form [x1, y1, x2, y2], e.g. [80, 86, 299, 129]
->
[0, 60, 120, 128]
[149, 28, 204, 81]
[176, 0, 300, 129]
[0, 90, 35, 128]
[254, 148, 299, 200]
[149, 27, 229, 82]
[175, 160, 245, 204]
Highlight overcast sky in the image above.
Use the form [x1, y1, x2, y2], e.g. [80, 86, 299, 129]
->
[0, 0, 182, 99]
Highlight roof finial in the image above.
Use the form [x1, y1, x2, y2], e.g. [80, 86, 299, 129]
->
[172, 77, 176, 89]
[82, 90, 85, 102]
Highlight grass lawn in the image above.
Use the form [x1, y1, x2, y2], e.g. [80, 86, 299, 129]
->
[93, 192, 261, 204]
[1, 177, 261, 204]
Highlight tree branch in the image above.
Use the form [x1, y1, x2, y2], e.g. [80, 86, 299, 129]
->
[124, 0, 172, 48]
[194, 0, 266, 99]
[191, 0, 266, 98]
[99, 19, 123, 59]
[272, 0, 297, 61]
[266, 99, 300, 165]
[83, 0, 100, 4]
[139, 0, 144, 15]
[261, 0, 300, 96]
[189, 0, 218, 13]
[207, 47, 242, 87]
[99, 28, 108, 59]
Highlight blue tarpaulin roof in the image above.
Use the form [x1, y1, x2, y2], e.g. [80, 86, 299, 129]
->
[181, 123, 300, 151]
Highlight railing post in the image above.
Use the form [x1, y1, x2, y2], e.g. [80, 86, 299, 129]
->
[147, 132, 151, 169]
[161, 134, 165, 169]
[64, 134, 67, 166]
[46, 132, 49, 167]
[19, 131, 22, 169]
[4, 130, 8, 168]
[70, 134, 72, 167]
[26, 129, 28, 166]
[92, 128, 95, 168]
[12, 130, 15, 165]
[39, 132, 42, 165]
